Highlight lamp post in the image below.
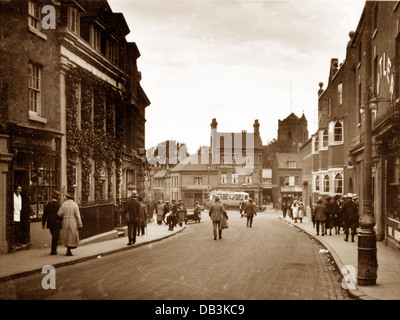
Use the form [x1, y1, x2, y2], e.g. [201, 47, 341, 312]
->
[357, 97, 378, 286]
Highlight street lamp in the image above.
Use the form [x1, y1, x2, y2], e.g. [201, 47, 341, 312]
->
[357, 98, 378, 286]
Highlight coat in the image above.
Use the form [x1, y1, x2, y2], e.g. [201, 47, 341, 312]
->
[156, 203, 164, 222]
[324, 201, 335, 228]
[209, 201, 226, 222]
[291, 203, 299, 218]
[176, 203, 187, 223]
[342, 200, 359, 227]
[314, 203, 326, 221]
[57, 199, 82, 248]
[332, 200, 342, 226]
[244, 201, 256, 217]
[139, 203, 148, 227]
[42, 199, 61, 230]
[126, 198, 140, 223]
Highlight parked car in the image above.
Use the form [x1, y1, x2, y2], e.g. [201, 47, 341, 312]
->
[185, 209, 201, 223]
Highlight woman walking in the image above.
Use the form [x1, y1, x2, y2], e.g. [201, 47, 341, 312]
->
[57, 193, 82, 256]
[156, 200, 164, 225]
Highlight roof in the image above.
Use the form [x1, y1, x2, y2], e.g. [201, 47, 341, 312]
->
[153, 169, 167, 179]
[274, 152, 302, 169]
[170, 155, 210, 172]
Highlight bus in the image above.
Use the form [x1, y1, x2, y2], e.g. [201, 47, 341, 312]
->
[206, 190, 250, 210]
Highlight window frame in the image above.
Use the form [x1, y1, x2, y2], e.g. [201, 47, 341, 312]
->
[323, 174, 330, 193]
[333, 121, 343, 143]
[29, 62, 41, 115]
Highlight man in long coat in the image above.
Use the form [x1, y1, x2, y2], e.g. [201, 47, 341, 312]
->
[314, 198, 326, 236]
[125, 190, 140, 245]
[209, 196, 228, 240]
[42, 190, 62, 255]
[244, 198, 257, 228]
[57, 192, 82, 256]
[324, 196, 335, 235]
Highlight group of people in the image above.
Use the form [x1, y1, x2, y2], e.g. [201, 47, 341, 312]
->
[312, 193, 360, 242]
[282, 198, 305, 223]
[42, 190, 82, 256]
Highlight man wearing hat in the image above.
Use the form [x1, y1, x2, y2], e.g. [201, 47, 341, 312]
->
[341, 193, 359, 242]
[333, 194, 343, 234]
[244, 198, 257, 227]
[209, 196, 228, 240]
[324, 196, 335, 236]
[125, 190, 140, 245]
[42, 190, 62, 255]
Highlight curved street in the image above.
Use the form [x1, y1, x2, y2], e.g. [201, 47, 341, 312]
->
[0, 211, 352, 300]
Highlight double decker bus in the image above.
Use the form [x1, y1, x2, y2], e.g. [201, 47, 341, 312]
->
[206, 190, 250, 210]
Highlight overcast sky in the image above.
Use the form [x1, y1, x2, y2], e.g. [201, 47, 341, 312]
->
[108, 0, 366, 154]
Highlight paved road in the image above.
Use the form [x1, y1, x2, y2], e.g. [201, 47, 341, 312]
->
[0, 211, 352, 300]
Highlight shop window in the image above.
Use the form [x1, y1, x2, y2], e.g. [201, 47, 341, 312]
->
[29, 155, 58, 220]
[387, 157, 400, 221]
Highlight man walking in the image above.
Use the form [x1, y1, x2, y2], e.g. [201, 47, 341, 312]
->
[125, 190, 140, 245]
[42, 190, 62, 255]
[209, 196, 228, 240]
[244, 198, 257, 228]
[342, 193, 359, 242]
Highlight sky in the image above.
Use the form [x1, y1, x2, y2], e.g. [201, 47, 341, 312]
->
[107, 0, 366, 154]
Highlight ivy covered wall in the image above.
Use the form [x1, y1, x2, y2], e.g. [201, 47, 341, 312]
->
[65, 67, 126, 203]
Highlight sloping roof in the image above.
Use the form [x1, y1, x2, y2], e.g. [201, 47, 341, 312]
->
[170, 155, 210, 172]
[274, 152, 302, 169]
[153, 169, 167, 179]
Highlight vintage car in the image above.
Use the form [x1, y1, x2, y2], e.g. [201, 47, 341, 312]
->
[185, 209, 201, 223]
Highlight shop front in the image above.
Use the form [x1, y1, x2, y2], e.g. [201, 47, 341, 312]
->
[8, 125, 62, 250]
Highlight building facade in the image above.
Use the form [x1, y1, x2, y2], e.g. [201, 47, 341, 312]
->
[302, 1, 400, 250]
[0, 0, 149, 253]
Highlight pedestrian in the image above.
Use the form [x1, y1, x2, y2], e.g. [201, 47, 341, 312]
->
[137, 197, 148, 236]
[156, 200, 164, 225]
[57, 192, 82, 256]
[163, 200, 170, 224]
[333, 194, 342, 234]
[282, 201, 287, 218]
[314, 198, 326, 236]
[342, 193, 359, 242]
[324, 196, 335, 236]
[208, 196, 228, 240]
[125, 190, 140, 245]
[194, 201, 201, 222]
[244, 198, 257, 228]
[176, 199, 187, 227]
[170, 199, 178, 229]
[239, 200, 245, 218]
[12, 185, 23, 248]
[298, 199, 304, 223]
[42, 190, 62, 255]
[286, 200, 293, 219]
[291, 199, 299, 223]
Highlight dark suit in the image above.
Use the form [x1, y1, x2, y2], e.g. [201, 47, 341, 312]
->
[126, 197, 140, 244]
[342, 200, 359, 241]
[42, 199, 61, 254]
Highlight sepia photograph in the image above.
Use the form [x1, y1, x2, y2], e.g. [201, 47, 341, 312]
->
[0, 0, 399, 309]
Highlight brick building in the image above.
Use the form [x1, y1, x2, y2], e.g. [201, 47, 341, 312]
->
[302, 1, 400, 250]
[0, 0, 149, 253]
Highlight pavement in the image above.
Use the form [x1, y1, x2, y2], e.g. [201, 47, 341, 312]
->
[0, 218, 185, 284]
[1, 208, 399, 300]
[274, 209, 400, 300]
